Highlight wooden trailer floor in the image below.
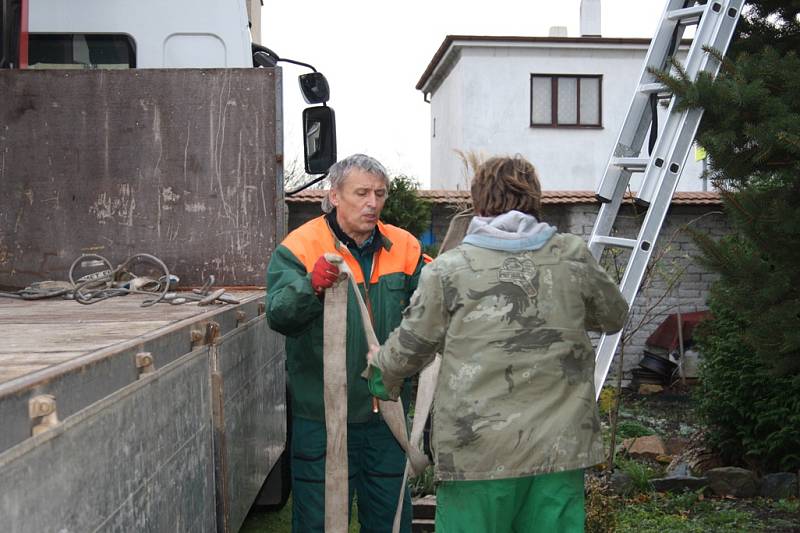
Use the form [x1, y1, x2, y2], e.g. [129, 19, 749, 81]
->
[0, 291, 264, 385]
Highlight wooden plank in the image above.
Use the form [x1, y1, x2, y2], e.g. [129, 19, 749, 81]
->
[0, 305, 193, 324]
[0, 291, 263, 384]
[0, 353, 81, 382]
[0, 364, 51, 382]
[0, 353, 83, 364]
[0, 322, 167, 353]
[0, 291, 263, 324]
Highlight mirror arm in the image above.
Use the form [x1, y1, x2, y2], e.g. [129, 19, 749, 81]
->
[277, 57, 317, 73]
[285, 173, 328, 197]
[252, 44, 318, 73]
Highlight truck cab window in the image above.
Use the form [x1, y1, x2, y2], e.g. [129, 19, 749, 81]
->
[0, 0, 21, 68]
[29, 34, 135, 69]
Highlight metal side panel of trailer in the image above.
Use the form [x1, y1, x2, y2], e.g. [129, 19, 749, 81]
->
[0, 292, 285, 533]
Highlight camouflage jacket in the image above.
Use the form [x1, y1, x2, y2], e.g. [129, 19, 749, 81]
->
[371, 212, 628, 481]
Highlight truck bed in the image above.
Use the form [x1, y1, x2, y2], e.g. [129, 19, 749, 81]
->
[0, 290, 263, 384]
[0, 290, 286, 533]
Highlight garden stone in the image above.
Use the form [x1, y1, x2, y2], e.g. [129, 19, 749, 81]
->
[622, 435, 667, 459]
[651, 475, 708, 493]
[609, 470, 635, 496]
[706, 467, 760, 498]
[760, 473, 798, 500]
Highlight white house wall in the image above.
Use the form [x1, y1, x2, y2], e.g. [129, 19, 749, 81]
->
[430, 44, 705, 192]
[430, 59, 469, 190]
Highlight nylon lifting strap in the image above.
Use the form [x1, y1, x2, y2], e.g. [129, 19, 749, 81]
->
[322, 269, 349, 533]
[323, 253, 439, 533]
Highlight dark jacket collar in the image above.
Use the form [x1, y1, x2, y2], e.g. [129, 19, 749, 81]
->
[325, 210, 387, 254]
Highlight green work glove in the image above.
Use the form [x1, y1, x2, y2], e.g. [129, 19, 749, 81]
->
[367, 365, 392, 401]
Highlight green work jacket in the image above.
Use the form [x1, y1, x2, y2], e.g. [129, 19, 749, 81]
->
[266, 215, 425, 422]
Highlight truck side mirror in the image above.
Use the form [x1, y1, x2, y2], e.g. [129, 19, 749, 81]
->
[303, 106, 336, 175]
[298, 72, 330, 104]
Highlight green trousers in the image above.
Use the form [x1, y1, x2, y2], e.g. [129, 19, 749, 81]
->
[435, 469, 585, 533]
[290, 416, 412, 533]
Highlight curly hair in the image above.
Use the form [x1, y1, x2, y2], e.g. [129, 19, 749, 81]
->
[470, 155, 542, 218]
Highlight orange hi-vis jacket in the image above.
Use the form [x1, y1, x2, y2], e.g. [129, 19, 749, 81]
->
[266, 215, 426, 422]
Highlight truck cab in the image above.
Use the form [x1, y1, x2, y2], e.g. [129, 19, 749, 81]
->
[2, 0, 259, 69]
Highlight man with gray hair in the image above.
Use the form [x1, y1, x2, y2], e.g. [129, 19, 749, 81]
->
[266, 154, 426, 532]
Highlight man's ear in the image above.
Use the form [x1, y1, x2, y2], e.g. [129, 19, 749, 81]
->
[330, 188, 340, 207]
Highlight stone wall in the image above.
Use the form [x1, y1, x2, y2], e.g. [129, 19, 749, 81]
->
[285, 199, 731, 387]
[564, 203, 729, 383]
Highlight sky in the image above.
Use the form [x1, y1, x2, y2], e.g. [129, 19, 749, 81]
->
[261, 0, 666, 186]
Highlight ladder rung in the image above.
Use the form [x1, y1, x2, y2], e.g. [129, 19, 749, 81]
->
[612, 157, 649, 171]
[666, 5, 706, 22]
[638, 82, 670, 94]
[591, 236, 637, 249]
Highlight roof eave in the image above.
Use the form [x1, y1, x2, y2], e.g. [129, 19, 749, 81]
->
[416, 34, 678, 96]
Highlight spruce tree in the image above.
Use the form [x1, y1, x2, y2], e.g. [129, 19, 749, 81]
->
[655, 1, 800, 470]
[381, 175, 432, 238]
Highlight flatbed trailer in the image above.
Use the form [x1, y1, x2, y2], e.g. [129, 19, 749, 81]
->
[0, 62, 292, 532]
[0, 291, 285, 532]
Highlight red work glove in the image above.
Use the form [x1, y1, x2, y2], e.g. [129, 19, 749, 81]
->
[310, 256, 340, 295]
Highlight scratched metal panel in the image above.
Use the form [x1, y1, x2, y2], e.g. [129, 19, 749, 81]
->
[0, 348, 217, 533]
[0, 68, 283, 288]
[213, 316, 286, 532]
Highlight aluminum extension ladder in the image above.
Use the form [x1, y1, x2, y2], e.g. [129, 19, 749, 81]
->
[590, 0, 744, 397]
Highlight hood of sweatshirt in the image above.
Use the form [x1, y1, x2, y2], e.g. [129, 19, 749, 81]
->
[462, 210, 557, 252]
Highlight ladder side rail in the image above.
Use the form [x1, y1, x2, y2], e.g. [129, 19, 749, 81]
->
[594, 330, 625, 398]
[637, 0, 738, 204]
[595, 0, 691, 202]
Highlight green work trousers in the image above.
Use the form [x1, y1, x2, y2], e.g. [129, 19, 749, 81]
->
[435, 469, 585, 533]
[291, 416, 412, 533]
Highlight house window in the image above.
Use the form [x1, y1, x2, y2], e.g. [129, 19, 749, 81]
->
[530, 74, 602, 128]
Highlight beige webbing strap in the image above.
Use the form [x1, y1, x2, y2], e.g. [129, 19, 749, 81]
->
[324, 254, 438, 533]
[322, 272, 350, 533]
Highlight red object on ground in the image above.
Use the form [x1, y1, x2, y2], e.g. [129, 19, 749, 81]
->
[646, 311, 712, 352]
